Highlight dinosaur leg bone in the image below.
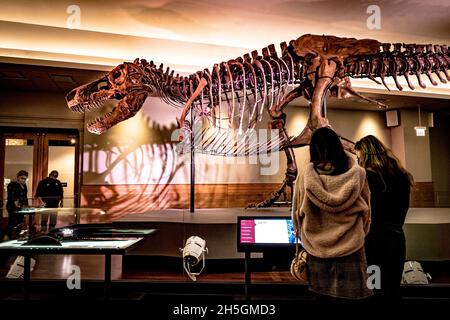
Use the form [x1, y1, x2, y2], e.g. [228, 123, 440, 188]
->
[288, 60, 337, 147]
[176, 78, 208, 140]
[247, 119, 297, 209]
[246, 87, 303, 208]
[269, 86, 303, 119]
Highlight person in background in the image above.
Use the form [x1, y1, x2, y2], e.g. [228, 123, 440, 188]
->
[5, 170, 29, 240]
[355, 135, 414, 300]
[292, 127, 372, 301]
[35, 170, 64, 232]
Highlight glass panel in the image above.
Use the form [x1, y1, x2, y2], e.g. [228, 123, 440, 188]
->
[3, 141, 34, 214]
[48, 142, 75, 209]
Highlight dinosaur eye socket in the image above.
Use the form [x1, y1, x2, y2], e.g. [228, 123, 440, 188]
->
[109, 68, 125, 85]
[113, 70, 121, 79]
[97, 81, 109, 90]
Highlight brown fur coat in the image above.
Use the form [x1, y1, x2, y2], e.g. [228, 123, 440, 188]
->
[292, 156, 371, 258]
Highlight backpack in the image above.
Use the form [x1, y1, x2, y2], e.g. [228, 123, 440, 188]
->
[401, 261, 431, 284]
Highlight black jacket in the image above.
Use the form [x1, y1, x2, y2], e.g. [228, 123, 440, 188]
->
[364, 169, 411, 297]
[365, 170, 410, 232]
[6, 181, 28, 212]
[35, 177, 64, 207]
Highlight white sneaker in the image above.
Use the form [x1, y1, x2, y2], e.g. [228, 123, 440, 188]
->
[6, 256, 36, 279]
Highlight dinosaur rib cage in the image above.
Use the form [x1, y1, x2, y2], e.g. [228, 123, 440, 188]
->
[164, 42, 303, 156]
[145, 42, 449, 156]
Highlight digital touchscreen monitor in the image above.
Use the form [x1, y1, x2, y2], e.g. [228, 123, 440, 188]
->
[237, 216, 300, 251]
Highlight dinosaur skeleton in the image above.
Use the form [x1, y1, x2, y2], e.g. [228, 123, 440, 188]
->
[66, 34, 449, 208]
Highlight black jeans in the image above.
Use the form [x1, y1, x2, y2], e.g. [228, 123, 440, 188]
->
[6, 210, 24, 239]
[40, 204, 59, 230]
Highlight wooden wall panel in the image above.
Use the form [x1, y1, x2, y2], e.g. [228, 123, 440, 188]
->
[80, 181, 435, 220]
[80, 183, 282, 219]
[410, 182, 435, 208]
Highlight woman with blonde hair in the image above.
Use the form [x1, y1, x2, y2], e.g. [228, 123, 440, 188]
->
[292, 127, 372, 300]
[355, 135, 414, 300]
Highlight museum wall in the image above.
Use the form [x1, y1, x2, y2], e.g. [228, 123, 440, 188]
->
[401, 110, 433, 182]
[399, 109, 435, 207]
[430, 113, 450, 207]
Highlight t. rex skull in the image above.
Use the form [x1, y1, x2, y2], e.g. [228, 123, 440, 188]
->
[66, 59, 151, 134]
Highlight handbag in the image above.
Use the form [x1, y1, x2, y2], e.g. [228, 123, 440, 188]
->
[290, 238, 308, 282]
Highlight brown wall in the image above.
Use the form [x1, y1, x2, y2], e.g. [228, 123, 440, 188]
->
[430, 113, 450, 207]
[80, 182, 433, 220]
[80, 183, 285, 219]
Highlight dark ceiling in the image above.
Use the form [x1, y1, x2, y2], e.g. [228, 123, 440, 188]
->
[0, 63, 106, 94]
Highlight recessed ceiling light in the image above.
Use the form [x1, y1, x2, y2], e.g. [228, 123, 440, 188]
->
[50, 74, 76, 83]
[1, 71, 27, 80]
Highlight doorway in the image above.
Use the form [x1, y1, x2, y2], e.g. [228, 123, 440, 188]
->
[0, 129, 80, 217]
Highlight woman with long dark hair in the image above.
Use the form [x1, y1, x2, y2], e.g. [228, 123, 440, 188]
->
[292, 127, 372, 300]
[355, 135, 413, 299]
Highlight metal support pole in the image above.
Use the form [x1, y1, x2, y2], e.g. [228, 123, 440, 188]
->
[23, 255, 31, 300]
[190, 111, 195, 213]
[245, 251, 251, 300]
[104, 253, 111, 300]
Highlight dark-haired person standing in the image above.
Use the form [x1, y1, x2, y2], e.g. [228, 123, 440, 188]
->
[5, 170, 29, 240]
[292, 127, 372, 300]
[355, 135, 414, 300]
[36, 170, 64, 232]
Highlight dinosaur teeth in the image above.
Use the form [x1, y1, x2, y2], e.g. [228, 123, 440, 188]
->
[71, 104, 84, 113]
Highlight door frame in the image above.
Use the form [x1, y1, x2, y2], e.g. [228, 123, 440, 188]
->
[0, 128, 80, 209]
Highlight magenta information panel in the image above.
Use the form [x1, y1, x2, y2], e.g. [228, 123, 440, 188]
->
[240, 220, 256, 243]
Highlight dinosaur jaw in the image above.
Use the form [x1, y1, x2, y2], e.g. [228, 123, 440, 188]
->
[85, 91, 149, 134]
[67, 90, 120, 134]
[86, 106, 116, 134]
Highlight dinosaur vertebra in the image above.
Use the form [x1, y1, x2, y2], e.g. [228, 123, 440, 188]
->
[66, 34, 449, 208]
